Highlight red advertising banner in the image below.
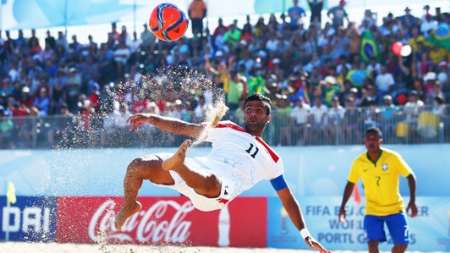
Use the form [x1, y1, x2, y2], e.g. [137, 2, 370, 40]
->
[56, 196, 266, 247]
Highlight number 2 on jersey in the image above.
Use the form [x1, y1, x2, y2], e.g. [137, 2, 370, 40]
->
[245, 143, 259, 158]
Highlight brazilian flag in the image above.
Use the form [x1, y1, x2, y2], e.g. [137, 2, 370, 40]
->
[360, 31, 380, 63]
[426, 24, 450, 51]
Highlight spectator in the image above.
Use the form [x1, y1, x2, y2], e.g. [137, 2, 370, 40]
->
[288, 0, 306, 30]
[33, 87, 50, 116]
[437, 61, 449, 88]
[15, 29, 26, 49]
[254, 17, 268, 38]
[310, 97, 328, 143]
[0, 4, 448, 148]
[69, 35, 81, 52]
[274, 95, 292, 146]
[87, 35, 98, 52]
[242, 15, 253, 40]
[327, 96, 346, 144]
[140, 24, 155, 48]
[128, 31, 142, 53]
[423, 72, 445, 103]
[113, 41, 131, 76]
[28, 29, 40, 50]
[404, 90, 424, 139]
[375, 66, 395, 95]
[421, 9, 438, 34]
[361, 10, 376, 30]
[432, 96, 446, 118]
[400, 7, 419, 30]
[360, 85, 378, 107]
[327, 0, 349, 29]
[188, 0, 207, 38]
[223, 20, 241, 47]
[45, 30, 56, 50]
[380, 95, 398, 140]
[213, 18, 228, 38]
[307, 0, 324, 27]
[0, 106, 14, 148]
[290, 99, 310, 144]
[343, 96, 362, 143]
[226, 71, 247, 111]
[109, 22, 120, 42]
[56, 31, 67, 49]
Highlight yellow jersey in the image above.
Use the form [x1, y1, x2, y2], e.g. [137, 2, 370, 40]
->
[347, 148, 413, 216]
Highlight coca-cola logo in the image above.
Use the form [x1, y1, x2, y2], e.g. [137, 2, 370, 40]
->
[88, 199, 195, 244]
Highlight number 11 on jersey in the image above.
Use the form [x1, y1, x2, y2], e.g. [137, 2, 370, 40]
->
[245, 143, 259, 158]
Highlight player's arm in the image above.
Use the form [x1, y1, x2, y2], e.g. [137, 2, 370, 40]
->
[406, 173, 418, 217]
[338, 181, 355, 222]
[397, 154, 418, 217]
[339, 160, 359, 222]
[128, 113, 205, 138]
[272, 176, 329, 253]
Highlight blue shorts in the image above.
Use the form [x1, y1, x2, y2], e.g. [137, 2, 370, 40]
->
[364, 213, 409, 245]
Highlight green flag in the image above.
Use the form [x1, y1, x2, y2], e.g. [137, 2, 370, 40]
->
[425, 24, 450, 51]
[360, 30, 380, 63]
[7, 181, 16, 205]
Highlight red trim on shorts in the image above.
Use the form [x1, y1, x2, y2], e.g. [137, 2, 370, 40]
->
[217, 198, 229, 204]
[256, 137, 280, 162]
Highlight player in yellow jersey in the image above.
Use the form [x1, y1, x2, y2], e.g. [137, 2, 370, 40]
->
[338, 127, 418, 253]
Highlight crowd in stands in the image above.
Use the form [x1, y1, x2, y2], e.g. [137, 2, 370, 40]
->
[0, 0, 449, 148]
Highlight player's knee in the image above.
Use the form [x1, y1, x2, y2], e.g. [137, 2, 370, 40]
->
[128, 155, 162, 176]
[127, 158, 147, 175]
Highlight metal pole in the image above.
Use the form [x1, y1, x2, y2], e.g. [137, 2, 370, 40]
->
[0, 0, 3, 33]
[133, 0, 136, 33]
[64, 0, 68, 37]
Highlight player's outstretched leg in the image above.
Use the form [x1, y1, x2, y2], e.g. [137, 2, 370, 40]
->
[115, 155, 175, 230]
[115, 160, 144, 230]
[115, 200, 142, 230]
[162, 139, 221, 198]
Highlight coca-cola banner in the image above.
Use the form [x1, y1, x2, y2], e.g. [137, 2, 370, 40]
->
[56, 196, 267, 247]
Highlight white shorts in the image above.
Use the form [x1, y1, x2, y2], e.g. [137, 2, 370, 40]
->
[153, 153, 235, 212]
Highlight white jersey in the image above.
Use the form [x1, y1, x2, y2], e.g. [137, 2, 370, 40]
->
[203, 121, 285, 198]
[156, 120, 284, 211]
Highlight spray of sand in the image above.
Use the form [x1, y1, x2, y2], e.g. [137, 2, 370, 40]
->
[193, 99, 229, 145]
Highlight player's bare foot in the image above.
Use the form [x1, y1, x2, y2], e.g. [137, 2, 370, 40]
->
[114, 201, 142, 230]
[162, 139, 192, 171]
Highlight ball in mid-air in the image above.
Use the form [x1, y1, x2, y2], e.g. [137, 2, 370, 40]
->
[149, 3, 188, 42]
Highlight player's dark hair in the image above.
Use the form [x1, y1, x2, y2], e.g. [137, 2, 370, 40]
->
[244, 94, 272, 115]
[365, 127, 383, 138]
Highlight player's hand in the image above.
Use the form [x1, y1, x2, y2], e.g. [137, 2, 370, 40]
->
[128, 113, 151, 130]
[338, 206, 346, 223]
[305, 237, 330, 253]
[406, 201, 418, 217]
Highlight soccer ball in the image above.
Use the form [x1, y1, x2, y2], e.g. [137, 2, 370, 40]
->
[149, 3, 189, 42]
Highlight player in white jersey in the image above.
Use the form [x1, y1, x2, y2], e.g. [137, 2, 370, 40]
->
[115, 94, 329, 252]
